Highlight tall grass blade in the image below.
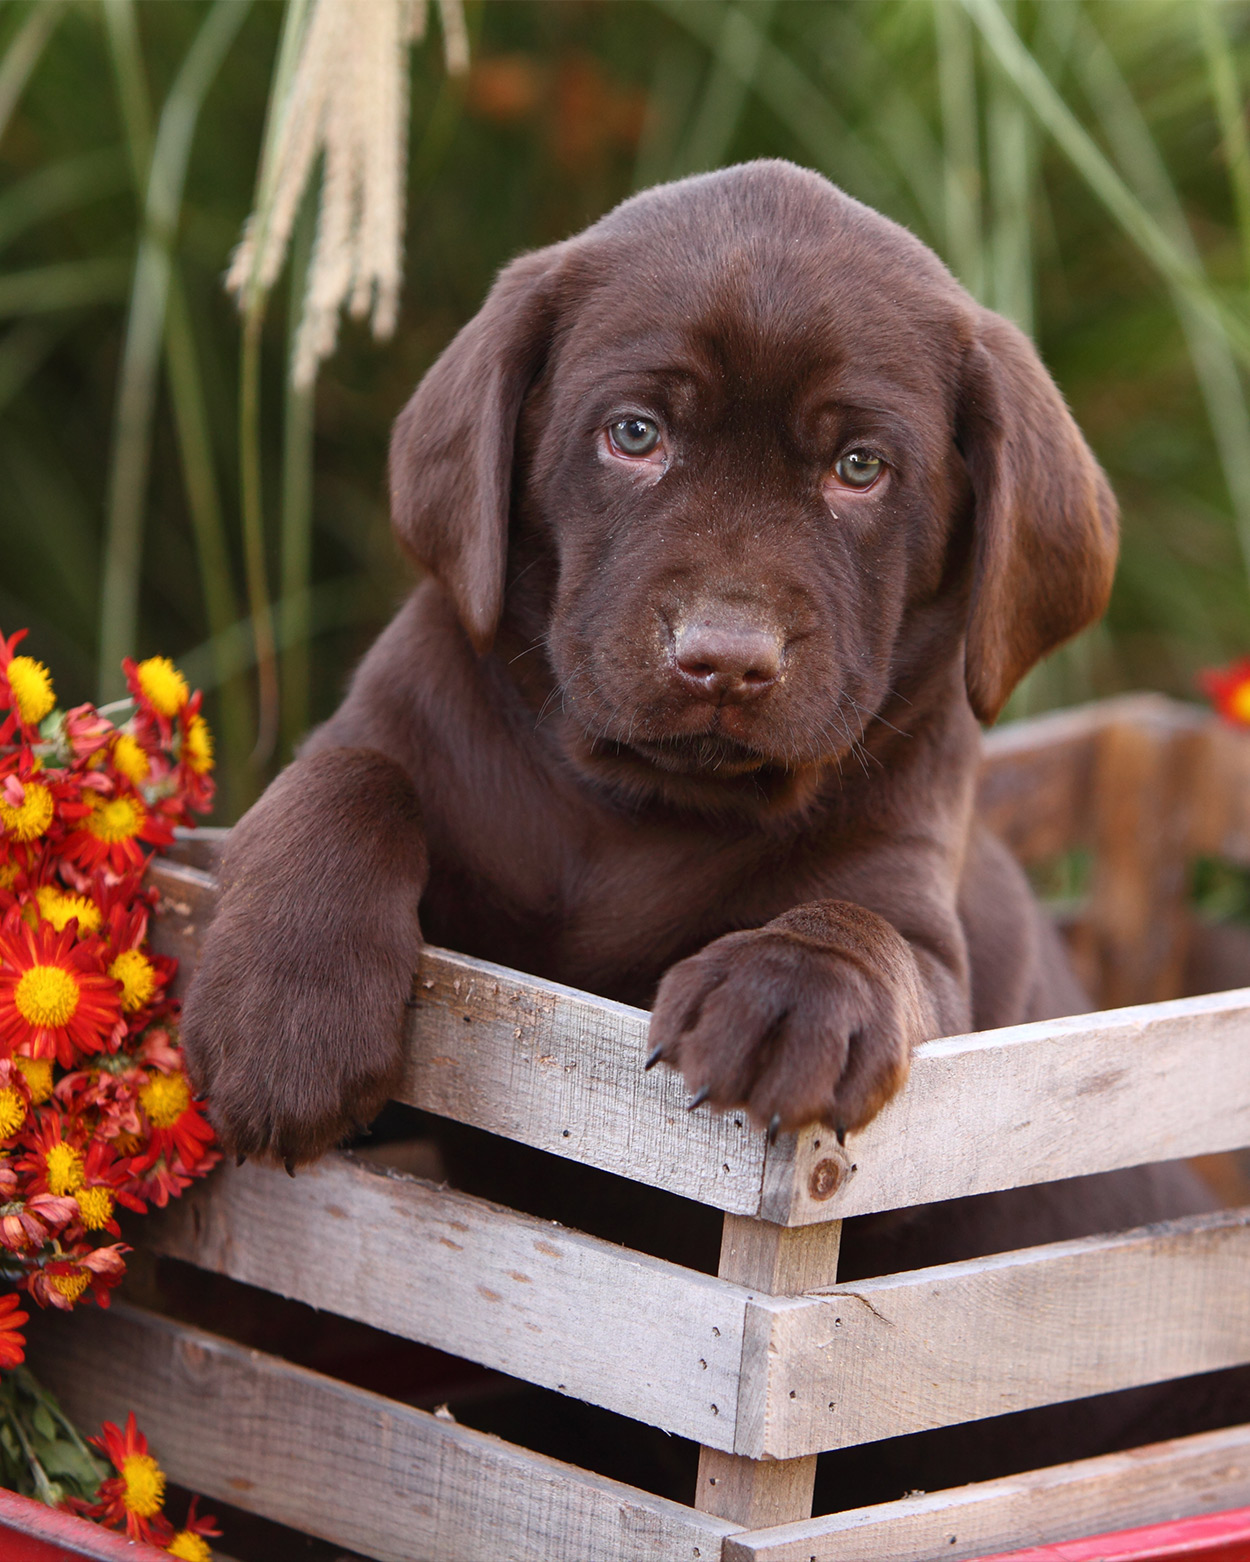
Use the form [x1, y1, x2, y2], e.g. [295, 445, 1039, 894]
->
[1069, 10, 1250, 590]
[983, 0, 1033, 334]
[935, 0, 983, 296]
[0, 150, 127, 256]
[669, 0, 777, 178]
[0, 1, 61, 148]
[280, 188, 316, 760]
[1199, 0, 1250, 291]
[98, 0, 252, 700]
[960, 0, 1250, 367]
[0, 259, 129, 315]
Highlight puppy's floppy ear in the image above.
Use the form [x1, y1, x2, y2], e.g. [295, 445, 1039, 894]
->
[957, 308, 1118, 724]
[389, 245, 565, 653]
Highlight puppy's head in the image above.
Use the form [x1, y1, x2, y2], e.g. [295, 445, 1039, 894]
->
[390, 162, 1117, 812]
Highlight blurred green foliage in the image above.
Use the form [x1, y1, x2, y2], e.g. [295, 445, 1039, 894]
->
[4, 0, 1250, 819]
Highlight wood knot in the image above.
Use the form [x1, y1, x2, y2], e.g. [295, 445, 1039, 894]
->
[808, 1155, 849, 1201]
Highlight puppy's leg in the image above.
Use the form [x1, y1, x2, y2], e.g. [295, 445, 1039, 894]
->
[181, 747, 427, 1166]
[648, 900, 938, 1135]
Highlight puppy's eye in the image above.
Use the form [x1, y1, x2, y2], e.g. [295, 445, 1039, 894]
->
[608, 417, 661, 457]
[833, 450, 883, 489]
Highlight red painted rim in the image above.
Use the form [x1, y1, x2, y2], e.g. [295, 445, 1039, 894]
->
[0, 1486, 173, 1562]
[971, 1503, 1250, 1561]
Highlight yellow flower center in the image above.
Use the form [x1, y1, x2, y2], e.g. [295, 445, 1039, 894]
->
[15, 1057, 53, 1104]
[0, 1088, 24, 1138]
[135, 657, 188, 717]
[74, 1185, 114, 1230]
[111, 1129, 143, 1155]
[44, 1141, 84, 1196]
[6, 656, 54, 726]
[0, 781, 55, 842]
[140, 1071, 191, 1129]
[49, 1270, 89, 1302]
[35, 885, 101, 935]
[109, 949, 156, 1013]
[14, 964, 79, 1028]
[85, 793, 144, 844]
[182, 712, 214, 774]
[121, 1451, 166, 1516]
[168, 1532, 212, 1562]
[1229, 681, 1250, 725]
[0, 860, 17, 891]
[111, 732, 150, 784]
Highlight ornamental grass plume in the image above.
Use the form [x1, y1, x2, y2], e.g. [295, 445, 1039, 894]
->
[0, 628, 221, 1553]
[227, 0, 469, 387]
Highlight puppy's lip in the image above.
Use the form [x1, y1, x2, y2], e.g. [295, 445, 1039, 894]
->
[619, 731, 770, 777]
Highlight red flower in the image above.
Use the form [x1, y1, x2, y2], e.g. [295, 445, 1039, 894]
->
[0, 1290, 28, 1368]
[62, 782, 175, 878]
[28, 1242, 127, 1312]
[79, 1411, 174, 1544]
[0, 914, 123, 1066]
[1201, 657, 1250, 726]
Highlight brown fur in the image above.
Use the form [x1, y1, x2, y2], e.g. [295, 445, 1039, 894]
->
[184, 161, 1119, 1163]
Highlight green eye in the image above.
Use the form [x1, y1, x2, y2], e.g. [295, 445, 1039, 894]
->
[834, 450, 883, 488]
[609, 417, 660, 456]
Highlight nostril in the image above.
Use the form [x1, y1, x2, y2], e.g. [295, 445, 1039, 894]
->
[672, 619, 783, 701]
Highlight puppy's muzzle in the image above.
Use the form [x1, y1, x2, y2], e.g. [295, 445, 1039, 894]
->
[672, 617, 783, 705]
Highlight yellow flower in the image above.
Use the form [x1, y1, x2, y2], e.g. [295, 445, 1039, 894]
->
[84, 793, 145, 845]
[121, 1452, 166, 1517]
[109, 949, 156, 1013]
[0, 1088, 24, 1138]
[0, 781, 55, 842]
[0, 860, 17, 891]
[135, 657, 188, 717]
[49, 1270, 89, 1303]
[14, 965, 79, 1028]
[141, 1072, 191, 1128]
[182, 712, 213, 774]
[75, 1185, 114, 1230]
[112, 732, 151, 784]
[6, 655, 54, 726]
[44, 1141, 84, 1196]
[15, 1057, 53, 1104]
[168, 1532, 212, 1562]
[35, 885, 101, 936]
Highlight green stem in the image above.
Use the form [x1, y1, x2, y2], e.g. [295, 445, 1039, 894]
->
[0, 1, 61, 148]
[240, 304, 278, 769]
[279, 188, 316, 760]
[1198, 0, 1250, 292]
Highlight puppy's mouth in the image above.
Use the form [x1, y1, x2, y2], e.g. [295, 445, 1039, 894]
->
[611, 731, 771, 777]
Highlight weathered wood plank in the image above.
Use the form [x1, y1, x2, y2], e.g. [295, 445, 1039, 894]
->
[27, 1302, 739, 1562]
[723, 1420, 1250, 1561]
[735, 1207, 1250, 1459]
[143, 1151, 749, 1450]
[150, 859, 1250, 1224]
[696, 1217, 844, 1528]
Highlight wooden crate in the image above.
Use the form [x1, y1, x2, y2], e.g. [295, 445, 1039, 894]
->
[27, 693, 1250, 1562]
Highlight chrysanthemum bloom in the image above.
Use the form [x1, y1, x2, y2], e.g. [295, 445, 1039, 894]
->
[0, 629, 54, 736]
[0, 776, 55, 843]
[85, 1412, 175, 1545]
[1201, 658, 1250, 725]
[30, 1242, 127, 1312]
[166, 1496, 220, 1562]
[0, 1191, 79, 1252]
[60, 702, 115, 761]
[15, 1054, 53, 1104]
[0, 915, 123, 1066]
[110, 732, 152, 786]
[0, 1291, 29, 1368]
[63, 784, 175, 878]
[139, 1072, 217, 1176]
[34, 884, 102, 937]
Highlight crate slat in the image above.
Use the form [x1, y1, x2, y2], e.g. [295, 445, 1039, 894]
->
[722, 1419, 1250, 1562]
[150, 860, 1250, 1225]
[26, 1303, 740, 1562]
[736, 1206, 1250, 1459]
[144, 1152, 748, 1450]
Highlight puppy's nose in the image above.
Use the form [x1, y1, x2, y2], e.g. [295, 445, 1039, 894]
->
[673, 619, 782, 703]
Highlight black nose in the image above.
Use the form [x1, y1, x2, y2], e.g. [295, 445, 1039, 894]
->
[673, 619, 783, 704]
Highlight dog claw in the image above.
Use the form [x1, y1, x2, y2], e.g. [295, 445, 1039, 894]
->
[284, 1157, 297, 1178]
[686, 1086, 711, 1112]
[835, 1122, 847, 1147]
[404, 994, 420, 1009]
[767, 1113, 782, 1146]
[644, 1045, 664, 1071]
[235, 1153, 248, 1168]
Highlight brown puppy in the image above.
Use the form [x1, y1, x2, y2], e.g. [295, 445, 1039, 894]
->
[183, 160, 1117, 1166]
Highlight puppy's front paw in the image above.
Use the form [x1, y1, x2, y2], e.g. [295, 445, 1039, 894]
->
[648, 913, 929, 1135]
[182, 915, 417, 1167]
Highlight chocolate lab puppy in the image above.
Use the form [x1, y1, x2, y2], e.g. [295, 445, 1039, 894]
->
[184, 160, 1115, 1166]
